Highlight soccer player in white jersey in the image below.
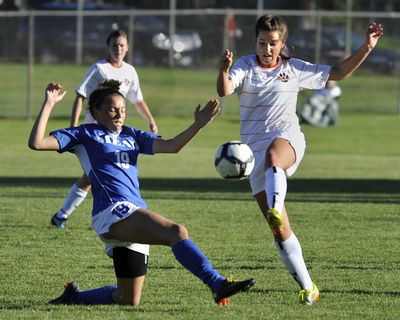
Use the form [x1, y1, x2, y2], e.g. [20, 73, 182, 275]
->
[29, 80, 255, 306]
[217, 14, 383, 305]
[51, 30, 158, 230]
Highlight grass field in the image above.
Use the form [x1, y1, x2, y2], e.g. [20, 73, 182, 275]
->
[1, 63, 400, 118]
[1, 98, 400, 320]
[1, 63, 400, 319]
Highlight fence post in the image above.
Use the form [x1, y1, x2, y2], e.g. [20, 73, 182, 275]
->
[314, 14, 322, 64]
[397, 74, 400, 113]
[127, 12, 135, 65]
[75, 0, 84, 65]
[257, 0, 263, 17]
[168, 0, 177, 68]
[27, 12, 34, 120]
[345, 0, 353, 58]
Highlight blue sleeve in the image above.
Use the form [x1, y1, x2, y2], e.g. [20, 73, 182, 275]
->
[131, 128, 160, 155]
[50, 126, 85, 153]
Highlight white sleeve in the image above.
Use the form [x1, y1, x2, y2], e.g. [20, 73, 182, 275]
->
[294, 59, 331, 91]
[126, 68, 144, 104]
[75, 64, 105, 98]
[229, 57, 247, 94]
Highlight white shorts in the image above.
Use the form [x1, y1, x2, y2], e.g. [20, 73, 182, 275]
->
[93, 201, 150, 258]
[249, 131, 306, 195]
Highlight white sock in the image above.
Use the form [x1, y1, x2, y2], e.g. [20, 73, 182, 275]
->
[56, 184, 88, 219]
[275, 233, 313, 290]
[265, 166, 287, 213]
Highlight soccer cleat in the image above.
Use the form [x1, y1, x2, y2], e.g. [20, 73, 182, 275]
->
[213, 276, 255, 305]
[49, 281, 80, 305]
[299, 282, 320, 305]
[51, 214, 67, 229]
[266, 208, 283, 237]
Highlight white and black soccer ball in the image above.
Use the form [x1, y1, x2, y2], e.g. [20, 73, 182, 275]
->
[214, 141, 255, 180]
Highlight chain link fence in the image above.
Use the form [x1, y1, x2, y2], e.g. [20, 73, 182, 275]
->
[1, 8, 400, 117]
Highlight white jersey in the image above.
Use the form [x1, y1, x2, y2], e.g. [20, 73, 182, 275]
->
[229, 54, 330, 152]
[76, 59, 143, 104]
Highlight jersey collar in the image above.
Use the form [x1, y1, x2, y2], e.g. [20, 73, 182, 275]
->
[256, 55, 280, 69]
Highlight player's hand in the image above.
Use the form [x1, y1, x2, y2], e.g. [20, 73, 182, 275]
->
[194, 99, 220, 128]
[220, 49, 233, 71]
[149, 122, 158, 134]
[45, 83, 67, 104]
[365, 22, 383, 50]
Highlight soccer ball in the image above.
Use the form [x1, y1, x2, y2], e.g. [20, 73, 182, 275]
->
[214, 141, 255, 180]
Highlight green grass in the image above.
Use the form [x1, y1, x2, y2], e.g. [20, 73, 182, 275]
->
[1, 110, 400, 319]
[1, 63, 400, 118]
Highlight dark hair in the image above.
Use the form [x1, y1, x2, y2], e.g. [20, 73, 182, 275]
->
[106, 30, 128, 45]
[88, 79, 124, 117]
[255, 14, 291, 60]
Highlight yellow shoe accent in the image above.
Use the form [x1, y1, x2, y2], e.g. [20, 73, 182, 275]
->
[299, 283, 320, 305]
[267, 208, 283, 236]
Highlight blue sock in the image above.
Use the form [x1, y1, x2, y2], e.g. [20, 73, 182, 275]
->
[70, 285, 116, 304]
[172, 239, 225, 292]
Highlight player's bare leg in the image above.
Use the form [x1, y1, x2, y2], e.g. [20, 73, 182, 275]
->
[104, 208, 255, 304]
[75, 173, 91, 192]
[113, 275, 145, 305]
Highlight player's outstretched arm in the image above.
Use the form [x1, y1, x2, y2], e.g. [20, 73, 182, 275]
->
[329, 22, 384, 81]
[153, 99, 220, 154]
[217, 49, 234, 97]
[28, 83, 66, 151]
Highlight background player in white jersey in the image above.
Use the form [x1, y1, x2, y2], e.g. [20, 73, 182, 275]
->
[29, 80, 255, 306]
[217, 14, 383, 305]
[51, 30, 158, 230]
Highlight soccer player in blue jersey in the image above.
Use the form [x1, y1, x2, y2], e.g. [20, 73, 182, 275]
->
[217, 15, 383, 305]
[48, 31, 156, 304]
[50, 30, 157, 304]
[28, 80, 255, 306]
[51, 30, 158, 230]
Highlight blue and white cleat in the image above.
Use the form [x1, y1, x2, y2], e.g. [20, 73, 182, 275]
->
[51, 214, 67, 229]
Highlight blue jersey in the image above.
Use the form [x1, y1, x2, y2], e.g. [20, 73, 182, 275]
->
[51, 124, 158, 216]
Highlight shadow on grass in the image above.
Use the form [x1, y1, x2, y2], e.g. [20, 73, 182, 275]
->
[322, 288, 400, 297]
[1, 177, 399, 203]
[250, 287, 400, 297]
[1, 176, 399, 192]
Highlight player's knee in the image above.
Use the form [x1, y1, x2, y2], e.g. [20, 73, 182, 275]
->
[266, 150, 279, 167]
[172, 223, 189, 242]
